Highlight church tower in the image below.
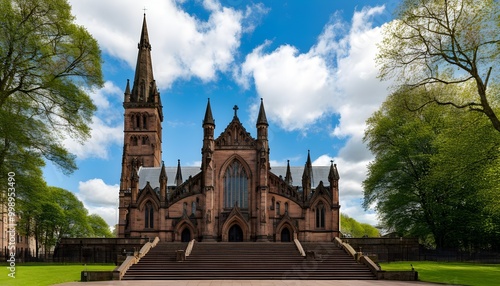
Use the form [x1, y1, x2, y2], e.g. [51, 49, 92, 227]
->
[120, 14, 163, 193]
[118, 15, 163, 237]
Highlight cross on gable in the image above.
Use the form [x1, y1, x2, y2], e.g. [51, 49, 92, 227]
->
[233, 105, 239, 117]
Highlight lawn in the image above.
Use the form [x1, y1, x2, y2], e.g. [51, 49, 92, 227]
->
[0, 263, 116, 286]
[380, 261, 500, 286]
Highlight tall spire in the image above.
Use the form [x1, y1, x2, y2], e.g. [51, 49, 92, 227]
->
[328, 161, 339, 182]
[203, 98, 215, 126]
[285, 160, 293, 185]
[139, 14, 151, 50]
[302, 150, 313, 200]
[175, 159, 183, 186]
[256, 98, 268, 126]
[130, 14, 157, 104]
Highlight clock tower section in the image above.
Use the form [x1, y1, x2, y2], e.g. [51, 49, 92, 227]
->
[120, 14, 163, 192]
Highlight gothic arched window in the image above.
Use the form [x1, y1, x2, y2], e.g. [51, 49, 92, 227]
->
[142, 114, 148, 129]
[131, 114, 136, 129]
[144, 202, 154, 229]
[131, 136, 138, 146]
[315, 202, 325, 228]
[224, 160, 248, 208]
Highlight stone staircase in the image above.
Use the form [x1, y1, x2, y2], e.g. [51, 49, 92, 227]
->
[122, 241, 376, 280]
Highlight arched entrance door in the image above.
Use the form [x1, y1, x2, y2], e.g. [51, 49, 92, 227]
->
[181, 228, 191, 242]
[228, 224, 243, 242]
[281, 227, 291, 242]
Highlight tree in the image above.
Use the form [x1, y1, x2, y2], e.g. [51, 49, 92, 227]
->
[0, 0, 103, 180]
[377, 0, 500, 132]
[49, 187, 92, 239]
[88, 214, 114, 238]
[363, 85, 500, 250]
[340, 214, 380, 238]
[17, 186, 113, 258]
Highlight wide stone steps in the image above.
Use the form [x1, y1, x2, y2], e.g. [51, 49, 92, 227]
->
[122, 241, 376, 280]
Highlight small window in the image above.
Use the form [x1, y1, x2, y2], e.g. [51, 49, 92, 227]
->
[144, 202, 154, 229]
[143, 114, 147, 129]
[315, 202, 325, 228]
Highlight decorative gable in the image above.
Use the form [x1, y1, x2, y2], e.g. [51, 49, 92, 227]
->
[215, 117, 255, 149]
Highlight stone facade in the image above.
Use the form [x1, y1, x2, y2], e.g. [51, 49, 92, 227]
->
[118, 15, 340, 242]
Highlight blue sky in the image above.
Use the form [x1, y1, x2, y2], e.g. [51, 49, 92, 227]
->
[43, 0, 399, 230]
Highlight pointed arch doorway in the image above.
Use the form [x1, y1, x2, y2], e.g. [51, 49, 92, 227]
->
[228, 224, 243, 242]
[281, 228, 291, 242]
[181, 228, 191, 242]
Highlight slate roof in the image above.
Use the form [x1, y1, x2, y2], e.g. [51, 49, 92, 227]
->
[137, 165, 332, 190]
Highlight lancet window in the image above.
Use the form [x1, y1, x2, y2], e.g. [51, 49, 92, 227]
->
[224, 160, 248, 208]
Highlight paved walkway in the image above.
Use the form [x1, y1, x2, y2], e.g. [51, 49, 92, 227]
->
[56, 280, 440, 286]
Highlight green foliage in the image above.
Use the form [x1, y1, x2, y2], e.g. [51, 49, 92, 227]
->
[0, 0, 103, 185]
[380, 261, 500, 286]
[377, 0, 500, 132]
[363, 84, 500, 250]
[88, 214, 114, 238]
[17, 186, 113, 257]
[340, 214, 380, 238]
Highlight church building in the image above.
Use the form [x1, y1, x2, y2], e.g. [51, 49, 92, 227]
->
[118, 16, 341, 242]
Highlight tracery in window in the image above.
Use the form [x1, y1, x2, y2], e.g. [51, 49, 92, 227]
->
[224, 160, 248, 208]
[315, 202, 325, 228]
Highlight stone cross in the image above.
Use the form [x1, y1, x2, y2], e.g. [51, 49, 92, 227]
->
[233, 105, 239, 117]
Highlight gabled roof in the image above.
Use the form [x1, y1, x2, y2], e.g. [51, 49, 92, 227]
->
[138, 166, 201, 190]
[137, 165, 332, 190]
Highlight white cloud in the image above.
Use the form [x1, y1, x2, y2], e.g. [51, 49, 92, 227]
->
[63, 116, 123, 160]
[78, 178, 119, 206]
[237, 7, 392, 225]
[87, 81, 122, 110]
[238, 6, 390, 135]
[69, 0, 266, 88]
[65, 79, 125, 157]
[78, 179, 119, 228]
[239, 42, 336, 131]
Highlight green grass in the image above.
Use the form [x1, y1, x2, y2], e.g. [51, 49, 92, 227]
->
[1, 261, 499, 285]
[0, 263, 115, 286]
[380, 261, 500, 286]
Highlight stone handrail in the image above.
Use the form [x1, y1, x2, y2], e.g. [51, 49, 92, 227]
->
[113, 255, 137, 280]
[138, 239, 154, 258]
[113, 236, 160, 280]
[294, 238, 306, 257]
[342, 242, 357, 258]
[334, 237, 343, 248]
[185, 239, 195, 257]
[151, 236, 160, 247]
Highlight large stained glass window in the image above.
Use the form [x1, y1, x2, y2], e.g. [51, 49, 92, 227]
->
[224, 161, 248, 208]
